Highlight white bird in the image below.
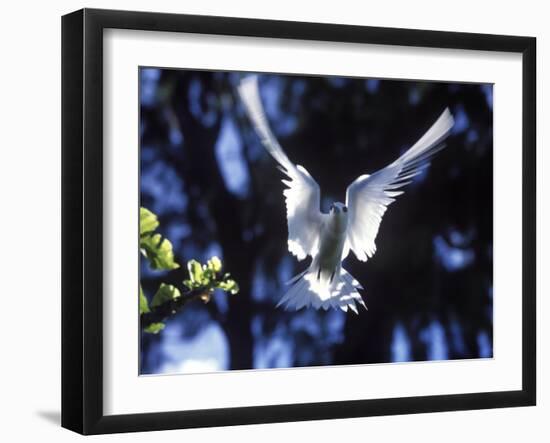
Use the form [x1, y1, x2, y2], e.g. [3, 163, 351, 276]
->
[238, 76, 454, 313]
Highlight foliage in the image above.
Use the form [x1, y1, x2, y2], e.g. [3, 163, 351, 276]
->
[140, 207, 179, 271]
[139, 207, 159, 234]
[151, 283, 181, 309]
[139, 286, 150, 315]
[183, 257, 240, 298]
[144, 322, 165, 334]
[139, 207, 240, 334]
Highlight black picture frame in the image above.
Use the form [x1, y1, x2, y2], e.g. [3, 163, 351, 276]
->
[62, 8, 536, 435]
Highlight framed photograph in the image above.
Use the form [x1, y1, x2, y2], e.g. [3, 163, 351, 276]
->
[62, 8, 536, 435]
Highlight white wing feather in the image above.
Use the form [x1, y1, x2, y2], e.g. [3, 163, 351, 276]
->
[345, 108, 454, 262]
[238, 76, 325, 260]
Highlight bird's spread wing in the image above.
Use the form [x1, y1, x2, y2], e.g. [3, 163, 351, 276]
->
[238, 76, 325, 260]
[345, 108, 454, 262]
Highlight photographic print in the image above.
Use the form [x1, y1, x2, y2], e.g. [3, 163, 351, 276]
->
[139, 69, 493, 375]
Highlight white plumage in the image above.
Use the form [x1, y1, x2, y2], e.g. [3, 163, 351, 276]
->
[238, 76, 454, 313]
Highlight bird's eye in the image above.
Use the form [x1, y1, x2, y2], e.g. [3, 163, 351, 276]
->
[342, 206, 348, 213]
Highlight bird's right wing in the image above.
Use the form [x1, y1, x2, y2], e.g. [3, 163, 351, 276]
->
[345, 108, 454, 262]
[238, 76, 325, 260]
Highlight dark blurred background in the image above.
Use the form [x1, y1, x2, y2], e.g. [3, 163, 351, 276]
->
[139, 68, 493, 375]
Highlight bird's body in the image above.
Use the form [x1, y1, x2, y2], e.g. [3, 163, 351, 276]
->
[315, 204, 348, 284]
[312, 203, 348, 282]
[238, 76, 454, 313]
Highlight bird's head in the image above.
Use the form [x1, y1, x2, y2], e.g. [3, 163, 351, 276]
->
[329, 202, 349, 232]
[329, 202, 348, 216]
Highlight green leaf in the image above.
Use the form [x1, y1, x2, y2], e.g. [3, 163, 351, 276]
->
[139, 286, 150, 314]
[182, 279, 192, 290]
[144, 322, 165, 334]
[140, 233, 180, 270]
[140, 207, 159, 235]
[151, 283, 181, 309]
[187, 260, 203, 284]
[201, 265, 215, 286]
[207, 256, 222, 273]
[218, 279, 240, 295]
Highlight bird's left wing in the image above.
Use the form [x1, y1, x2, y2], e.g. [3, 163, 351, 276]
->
[238, 76, 325, 260]
[345, 108, 454, 262]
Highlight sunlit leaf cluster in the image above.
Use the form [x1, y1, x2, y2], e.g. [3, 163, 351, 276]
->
[183, 257, 240, 297]
[139, 207, 239, 334]
[139, 207, 179, 271]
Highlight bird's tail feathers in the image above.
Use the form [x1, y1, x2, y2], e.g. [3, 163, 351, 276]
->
[277, 265, 366, 313]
